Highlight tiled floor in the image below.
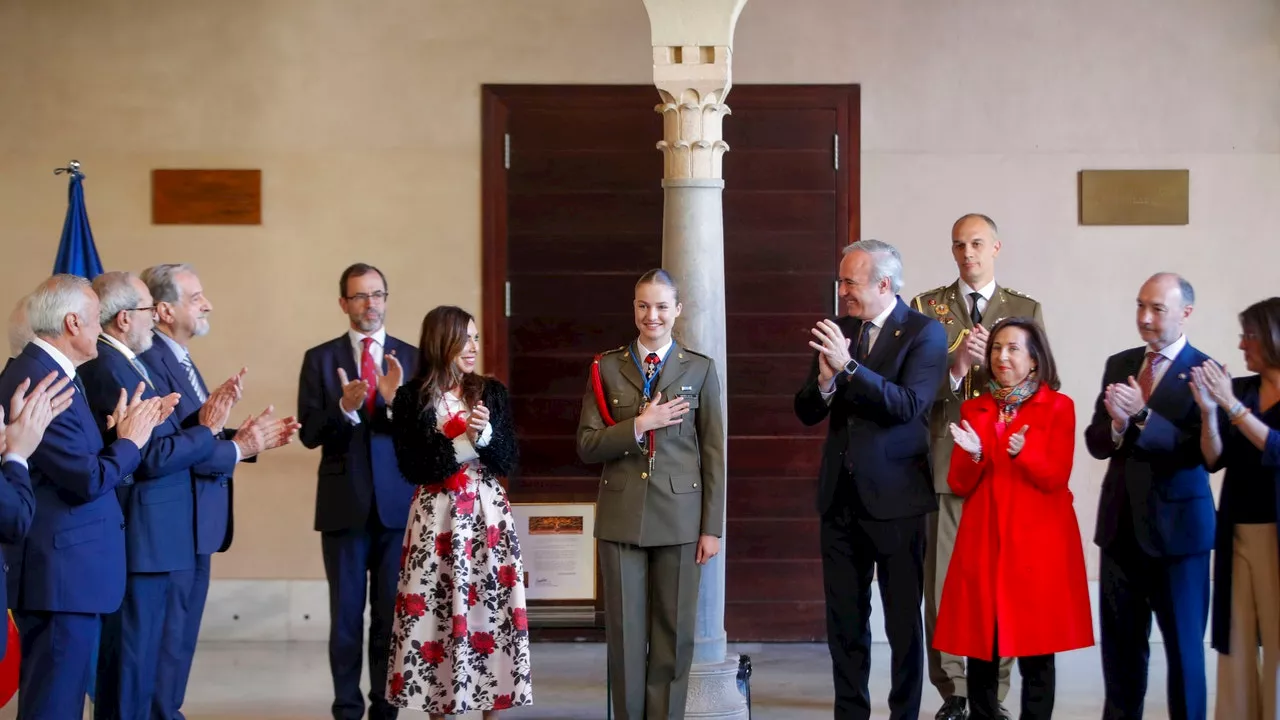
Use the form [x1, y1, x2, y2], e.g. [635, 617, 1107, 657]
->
[30, 640, 1209, 719]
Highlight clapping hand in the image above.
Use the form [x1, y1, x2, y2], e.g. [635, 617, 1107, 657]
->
[948, 420, 982, 456]
[1190, 361, 1235, 409]
[466, 401, 490, 444]
[1008, 426, 1029, 457]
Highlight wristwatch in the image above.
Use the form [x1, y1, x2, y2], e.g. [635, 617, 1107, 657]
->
[1130, 407, 1150, 424]
[842, 358, 860, 377]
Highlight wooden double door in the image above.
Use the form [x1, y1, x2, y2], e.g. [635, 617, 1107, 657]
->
[481, 84, 859, 641]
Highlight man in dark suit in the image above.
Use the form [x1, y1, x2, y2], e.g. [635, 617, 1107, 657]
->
[136, 262, 299, 720]
[0, 274, 169, 719]
[1086, 272, 1215, 720]
[79, 271, 233, 720]
[796, 240, 948, 720]
[298, 263, 416, 720]
[0, 368, 76, 659]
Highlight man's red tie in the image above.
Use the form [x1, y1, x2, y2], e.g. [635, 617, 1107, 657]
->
[1138, 352, 1164, 401]
[361, 336, 377, 414]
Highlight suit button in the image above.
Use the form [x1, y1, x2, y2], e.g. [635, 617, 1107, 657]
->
[612, 399, 618, 405]
[972, 391, 980, 397]
[120, 523, 126, 529]
[692, 482, 698, 488]
[603, 480, 609, 485]
[641, 472, 648, 479]
[3, 564, 8, 572]
[220, 480, 229, 487]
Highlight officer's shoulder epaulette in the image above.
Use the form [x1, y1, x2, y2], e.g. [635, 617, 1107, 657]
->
[600, 345, 627, 357]
[678, 346, 711, 360]
[1003, 287, 1038, 303]
[910, 285, 949, 309]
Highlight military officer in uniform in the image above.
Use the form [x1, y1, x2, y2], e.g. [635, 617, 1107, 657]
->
[576, 268, 726, 720]
[912, 213, 1044, 720]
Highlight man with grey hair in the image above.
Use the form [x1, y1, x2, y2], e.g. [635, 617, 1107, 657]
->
[0, 273, 170, 719]
[79, 271, 241, 720]
[137, 263, 299, 720]
[796, 240, 948, 720]
[8, 296, 33, 363]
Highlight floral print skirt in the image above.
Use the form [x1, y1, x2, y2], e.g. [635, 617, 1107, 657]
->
[386, 465, 533, 713]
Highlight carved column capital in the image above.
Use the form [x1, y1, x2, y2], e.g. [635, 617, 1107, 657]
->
[653, 45, 732, 180]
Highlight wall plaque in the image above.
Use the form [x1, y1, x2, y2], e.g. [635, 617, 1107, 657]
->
[152, 169, 261, 225]
[1078, 169, 1188, 226]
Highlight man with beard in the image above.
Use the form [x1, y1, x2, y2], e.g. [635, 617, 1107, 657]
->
[138, 263, 300, 720]
[298, 263, 417, 720]
[80, 271, 234, 720]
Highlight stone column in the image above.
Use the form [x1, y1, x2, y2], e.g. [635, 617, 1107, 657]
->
[642, 1, 748, 717]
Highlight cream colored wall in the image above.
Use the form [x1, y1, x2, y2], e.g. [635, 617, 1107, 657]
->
[1, 0, 1276, 580]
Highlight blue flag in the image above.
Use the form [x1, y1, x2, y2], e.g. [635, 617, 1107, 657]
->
[52, 170, 104, 279]
[52, 167, 103, 703]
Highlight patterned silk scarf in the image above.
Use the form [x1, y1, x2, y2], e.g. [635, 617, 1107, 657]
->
[990, 373, 1040, 431]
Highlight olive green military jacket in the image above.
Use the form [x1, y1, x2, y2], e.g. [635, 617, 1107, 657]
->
[576, 342, 726, 547]
[911, 281, 1044, 494]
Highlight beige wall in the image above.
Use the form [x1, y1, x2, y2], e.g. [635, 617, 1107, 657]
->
[1, 0, 1276, 580]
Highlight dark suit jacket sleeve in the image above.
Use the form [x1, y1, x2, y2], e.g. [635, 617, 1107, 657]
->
[697, 359, 726, 538]
[36, 410, 141, 503]
[0, 461, 35, 544]
[1015, 392, 1076, 493]
[390, 384, 462, 485]
[297, 348, 355, 451]
[793, 352, 832, 427]
[83, 360, 216, 478]
[840, 320, 948, 425]
[192, 439, 239, 476]
[476, 379, 519, 478]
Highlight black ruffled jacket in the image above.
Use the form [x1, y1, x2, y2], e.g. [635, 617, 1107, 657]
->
[390, 376, 519, 485]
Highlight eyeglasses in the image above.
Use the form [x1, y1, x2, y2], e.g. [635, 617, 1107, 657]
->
[345, 292, 389, 303]
[131, 306, 157, 317]
[1240, 332, 1258, 341]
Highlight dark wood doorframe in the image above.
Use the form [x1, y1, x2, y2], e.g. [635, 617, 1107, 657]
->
[480, 84, 860, 380]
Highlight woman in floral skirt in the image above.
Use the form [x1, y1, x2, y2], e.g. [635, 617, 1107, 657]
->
[386, 305, 531, 719]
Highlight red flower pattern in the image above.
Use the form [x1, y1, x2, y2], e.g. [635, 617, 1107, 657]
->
[386, 391, 530, 713]
[441, 411, 468, 439]
[497, 565, 518, 588]
[469, 631, 496, 656]
[435, 532, 453, 558]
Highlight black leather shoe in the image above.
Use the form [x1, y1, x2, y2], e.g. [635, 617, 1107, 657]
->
[935, 696, 968, 720]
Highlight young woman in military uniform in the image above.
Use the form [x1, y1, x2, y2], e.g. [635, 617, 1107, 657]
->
[576, 268, 726, 720]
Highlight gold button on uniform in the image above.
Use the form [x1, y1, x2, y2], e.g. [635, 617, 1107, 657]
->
[692, 483, 698, 488]
[972, 390, 980, 397]
[641, 472, 648, 479]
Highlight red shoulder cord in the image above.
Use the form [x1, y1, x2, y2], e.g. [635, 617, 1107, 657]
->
[591, 353, 655, 467]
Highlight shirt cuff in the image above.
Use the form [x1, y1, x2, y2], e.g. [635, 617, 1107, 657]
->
[1, 454, 27, 469]
[475, 422, 493, 448]
[1111, 422, 1126, 447]
[949, 372, 964, 391]
[343, 408, 361, 426]
[233, 442, 243, 463]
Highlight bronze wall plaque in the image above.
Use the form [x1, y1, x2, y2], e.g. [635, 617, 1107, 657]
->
[152, 169, 261, 225]
[1078, 169, 1188, 225]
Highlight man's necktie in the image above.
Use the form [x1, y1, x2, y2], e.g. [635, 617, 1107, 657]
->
[180, 354, 208, 403]
[361, 337, 378, 414]
[1139, 352, 1164, 401]
[969, 291, 984, 326]
[72, 375, 87, 400]
[855, 323, 873, 361]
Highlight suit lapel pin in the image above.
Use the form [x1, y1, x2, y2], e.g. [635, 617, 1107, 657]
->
[894, 329, 902, 337]
[681, 385, 693, 392]
[1177, 372, 1187, 380]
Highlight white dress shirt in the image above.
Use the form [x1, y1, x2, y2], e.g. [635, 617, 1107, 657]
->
[820, 298, 898, 401]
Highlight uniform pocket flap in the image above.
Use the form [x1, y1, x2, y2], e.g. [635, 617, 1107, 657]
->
[676, 394, 700, 409]
[670, 475, 702, 494]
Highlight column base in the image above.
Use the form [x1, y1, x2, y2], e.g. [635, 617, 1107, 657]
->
[685, 654, 749, 719]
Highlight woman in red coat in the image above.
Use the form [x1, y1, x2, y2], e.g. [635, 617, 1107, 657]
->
[933, 317, 1093, 720]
